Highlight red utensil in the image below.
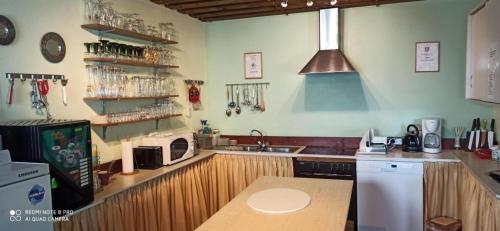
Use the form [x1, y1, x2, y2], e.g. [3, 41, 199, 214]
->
[37, 80, 49, 96]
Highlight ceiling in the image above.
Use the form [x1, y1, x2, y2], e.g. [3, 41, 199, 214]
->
[150, 0, 420, 22]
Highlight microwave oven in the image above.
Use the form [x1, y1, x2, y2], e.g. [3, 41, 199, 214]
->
[142, 132, 194, 165]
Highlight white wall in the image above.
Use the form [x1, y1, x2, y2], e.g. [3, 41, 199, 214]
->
[0, 0, 207, 162]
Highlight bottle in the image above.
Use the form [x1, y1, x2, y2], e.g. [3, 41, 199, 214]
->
[491, 145, 499, 161]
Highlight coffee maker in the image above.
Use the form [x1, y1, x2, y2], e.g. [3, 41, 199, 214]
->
[422, 119, 442, 153]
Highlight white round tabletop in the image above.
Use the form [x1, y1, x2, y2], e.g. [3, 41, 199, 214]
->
[246, 188, 311, 214]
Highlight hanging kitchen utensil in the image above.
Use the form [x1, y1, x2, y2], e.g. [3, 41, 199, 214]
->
[235, 86, 241, 114]
[189, 82, 200, 103]
[37, 79, 52, 119]
[30, 79, 38, 108]
[253, 85, 260, 111]
[243, 85, 251, 106]
[259, 84, 265, 112]
[229, 85, 236, 108]
[225, 86, 231, 117]
[6, 76, 14, 105]
[188, 81, 201, 110]
[0, 15, 16, 45]
[61, 78, 68, 106]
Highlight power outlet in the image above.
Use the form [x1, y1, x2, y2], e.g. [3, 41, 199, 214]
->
[387, 137, 403, 146]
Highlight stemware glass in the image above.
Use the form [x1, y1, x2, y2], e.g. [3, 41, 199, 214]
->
[83, 0, 96, 24]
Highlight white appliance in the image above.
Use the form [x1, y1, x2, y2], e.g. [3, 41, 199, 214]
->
[358, 129, 388, 155]
[466, 0, 500, 103]
[357, 160, 423, 231]
[422, 119, 442, 153]
[0, 150, 53, 230]
[142, 132, 194, 165]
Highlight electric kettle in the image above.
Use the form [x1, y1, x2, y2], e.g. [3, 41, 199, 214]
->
[403, 124, 422, 152]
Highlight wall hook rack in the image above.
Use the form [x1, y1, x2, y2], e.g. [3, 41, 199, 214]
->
[225, 82, 270, 88]
[184, 79, 204, 85]
[5, 73, 67, 82]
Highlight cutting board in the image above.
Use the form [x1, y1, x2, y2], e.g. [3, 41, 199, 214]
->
[246, 188, 311, 214]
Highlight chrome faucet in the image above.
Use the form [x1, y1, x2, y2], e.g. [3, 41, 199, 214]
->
[250, 129, 266, 150]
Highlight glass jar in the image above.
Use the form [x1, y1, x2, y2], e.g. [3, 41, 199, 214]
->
[159, 23, 168, 39]
[165, 23, 175, 41]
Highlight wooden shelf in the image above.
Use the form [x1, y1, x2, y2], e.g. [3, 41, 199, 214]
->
[81, 24, 178, 44]
[83, 57, 179, 68]
[84, 95, 179, 101]
[92, 114, 182, 127]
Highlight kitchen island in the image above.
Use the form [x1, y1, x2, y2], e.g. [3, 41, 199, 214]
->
[196, 176, 353, 231]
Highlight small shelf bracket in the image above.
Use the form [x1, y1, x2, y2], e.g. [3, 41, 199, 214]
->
[102, 126, 108, 140]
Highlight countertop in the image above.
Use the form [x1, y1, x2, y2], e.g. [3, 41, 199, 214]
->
[195, 176, 353, 231]
[71, 147, 499, 216]
[454, 152, 500, 199]
[355, 149, 460, 162]
[71, 150, 217, 215]
[215, 146, 459, 162]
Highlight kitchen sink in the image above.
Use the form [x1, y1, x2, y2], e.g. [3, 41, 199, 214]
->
[213, 145, 301, 153]
[262, 146, 300, 153]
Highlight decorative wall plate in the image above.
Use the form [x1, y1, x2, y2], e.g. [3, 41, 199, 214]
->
[0, 15, 16, 45]
[40, 32, 66, 63]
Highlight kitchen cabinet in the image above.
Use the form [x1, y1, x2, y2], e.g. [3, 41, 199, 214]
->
[466, 0, 500, 104]
[424, 162, 500, 230]
[54, 154, 293, 231]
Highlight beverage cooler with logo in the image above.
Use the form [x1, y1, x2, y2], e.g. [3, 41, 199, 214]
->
[0, 120, 94, 215]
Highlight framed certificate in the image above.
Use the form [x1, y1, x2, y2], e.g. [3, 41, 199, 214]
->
[415, 42, 440, 72]
[244, 52, 263, 79]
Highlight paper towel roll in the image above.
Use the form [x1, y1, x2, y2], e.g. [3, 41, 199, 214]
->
[121, 139, 134, 174]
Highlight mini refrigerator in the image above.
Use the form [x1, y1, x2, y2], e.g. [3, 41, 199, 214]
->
[0, 120, 94, 216]
[0, 150, 53, 230]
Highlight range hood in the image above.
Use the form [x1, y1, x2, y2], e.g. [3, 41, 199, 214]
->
[299, 8, 356, 74]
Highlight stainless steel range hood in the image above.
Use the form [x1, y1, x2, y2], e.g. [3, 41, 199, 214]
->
[299, 8, 356, 74]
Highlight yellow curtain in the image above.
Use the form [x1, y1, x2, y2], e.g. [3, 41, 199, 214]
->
[54, 154, 293, 231]
[459, 164, 498, 231]
[424, 161, 500, 231]
[54, 157, 213, 231]
[208, 154, 294, 211]
[423, 162, 461, 220]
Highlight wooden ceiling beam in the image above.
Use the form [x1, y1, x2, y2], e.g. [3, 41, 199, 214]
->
[191, 1, 354, 18]
[166, 0, 269, 10]
[150, 0, 422, 22]
[199, 0, 420, 21]
[182, 2, 274, 15]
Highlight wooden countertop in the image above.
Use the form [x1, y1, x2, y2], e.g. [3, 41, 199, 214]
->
[196, 176, 353, 231]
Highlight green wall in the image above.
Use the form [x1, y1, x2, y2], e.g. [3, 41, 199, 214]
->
[206, 0, 492, 138]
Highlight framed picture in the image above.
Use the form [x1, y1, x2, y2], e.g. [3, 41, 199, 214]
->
[415, 42, 440, 72]
[244, 52, 263, 79]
